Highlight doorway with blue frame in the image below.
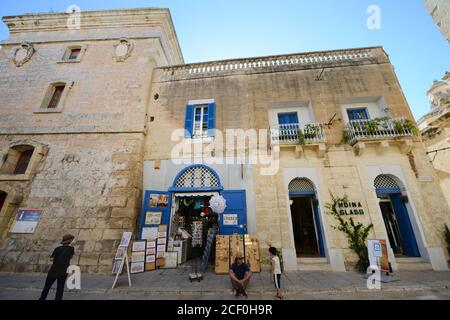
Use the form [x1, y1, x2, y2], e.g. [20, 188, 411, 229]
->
[374, 175, 420, 258]
[288, 178, 326, 258]
[140, 165, 248, 268]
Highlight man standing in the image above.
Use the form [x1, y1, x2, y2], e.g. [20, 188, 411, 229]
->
[39, 234, 75, 300]
[229, 253, 252, 297]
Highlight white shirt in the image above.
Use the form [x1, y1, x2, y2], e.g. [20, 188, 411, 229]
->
[272, 256, 281, 275]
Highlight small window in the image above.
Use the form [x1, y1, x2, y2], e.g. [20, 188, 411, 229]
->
[184, 101, 216, 139]
[13, 149, 34, 175]
[68, 48, 81, 60]
[0, 145, 35, 175]
[347, 108, 369, 121]
[47, 85, 65, 109]
[278, 112, 299, 125]
[193, 105, 209, 138]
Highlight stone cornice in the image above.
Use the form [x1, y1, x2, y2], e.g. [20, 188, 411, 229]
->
[2, 8, 184, 64]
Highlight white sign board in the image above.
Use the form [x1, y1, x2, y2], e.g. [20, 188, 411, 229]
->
[223, 214, 238, 226]
[10, 209, 43, 234]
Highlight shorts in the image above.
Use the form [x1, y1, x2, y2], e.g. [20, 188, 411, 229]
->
[273, 274, 281, 289]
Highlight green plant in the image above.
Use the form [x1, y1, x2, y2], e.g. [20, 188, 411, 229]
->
[326, 192, 373, 273]
[443, 224, 450, 248]
[296, 129, 306, 146]
[391, 118, 419, 136]
[360, 119, 380, 135]
[341, 130, 351, 144]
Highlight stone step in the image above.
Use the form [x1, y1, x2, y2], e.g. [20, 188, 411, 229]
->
[296, 257, 332, 271]
[395, 257, 433, 271]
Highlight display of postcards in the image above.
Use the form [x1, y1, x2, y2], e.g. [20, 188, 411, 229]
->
[156, 252, 165, 258]
[147, 241, 156, 249]
[147, 248, 156, 255]
[112, 259, 124, 275]
[158, 232, 167, 238]
[119, 232, 132, 247]
[149, 194, 168, 208]
[141, 227, 158, 241]
[130, 262, 145, 274]
[157, 245, 166, 252]
[114, 246, 127, 260]
[132, 241, 146, 252]
[131, 251, 145, 263]
[157, 237, 166, 245]
[146, 255, 156, 263]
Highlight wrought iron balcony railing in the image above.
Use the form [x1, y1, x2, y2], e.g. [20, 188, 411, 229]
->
[270, 123, 325, 145]
[344, 117, 415, 145]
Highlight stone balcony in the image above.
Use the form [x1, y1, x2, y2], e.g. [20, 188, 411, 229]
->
[344, 117, 416, 156]
[158, 47, 388, 81]
[270, 123, 326, 158]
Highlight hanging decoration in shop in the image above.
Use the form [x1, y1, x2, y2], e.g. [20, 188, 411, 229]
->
[209, 195, 227, 214]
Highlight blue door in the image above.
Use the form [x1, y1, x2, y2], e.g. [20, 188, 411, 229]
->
[139, 191, 172, 240]
[312, 199, 326, 257]
[390, 193, 420, 257]
[278, 112, 299, 125]
[219, 190, 247, 235]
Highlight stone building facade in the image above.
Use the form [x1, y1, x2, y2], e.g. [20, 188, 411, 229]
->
[425, 0, 450, 43]
[0, 8, 449, 274]
[0, 9, 183, 273]
[418, 72, 450, 210]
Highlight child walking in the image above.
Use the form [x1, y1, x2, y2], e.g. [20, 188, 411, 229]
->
[269, 247, 284, 299]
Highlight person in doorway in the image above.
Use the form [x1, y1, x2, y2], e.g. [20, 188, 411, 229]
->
[269, 247, 284, 299]
[39, 234, 75, 300]
[229, 253, 252, 297]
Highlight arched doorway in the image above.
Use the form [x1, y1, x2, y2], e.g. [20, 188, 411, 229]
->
[288, 178, 325, 257]
[374, 174, 420, 257]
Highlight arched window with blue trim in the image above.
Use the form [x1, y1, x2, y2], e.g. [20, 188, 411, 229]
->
[170, 165, 223, 192]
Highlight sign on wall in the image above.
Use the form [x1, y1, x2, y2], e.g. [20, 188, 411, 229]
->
[10, 209, 43, 234]
[338, 201, 365, 216]
[223, 214, 238, 226]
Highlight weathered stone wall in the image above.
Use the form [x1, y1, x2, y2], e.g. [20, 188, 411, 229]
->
[0, 8, 182, 273]
[0, 133, 143, 273]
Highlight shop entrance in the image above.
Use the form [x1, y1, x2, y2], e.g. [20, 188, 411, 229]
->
[171, 195, 218, 265]
[290, 196, 321, 257]
[375, 175, 420, 258]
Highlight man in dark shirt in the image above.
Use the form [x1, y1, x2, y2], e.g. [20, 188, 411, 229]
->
[229, 253, 252, 297]
[39, 234, 75, 300]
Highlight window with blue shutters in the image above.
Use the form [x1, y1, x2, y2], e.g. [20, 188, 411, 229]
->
[185, 101, 216, 138]
[347, 108, 369, 121]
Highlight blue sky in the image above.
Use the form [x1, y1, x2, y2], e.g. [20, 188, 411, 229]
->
[1, 0, 449, 119]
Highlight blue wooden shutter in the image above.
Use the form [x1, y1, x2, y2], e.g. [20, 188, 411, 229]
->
[184, 105, 194, 138]
[219, 190, 247, 235]
[207, 103, 216, 137]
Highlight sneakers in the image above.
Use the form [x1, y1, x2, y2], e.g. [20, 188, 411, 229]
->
[242, 290, 248, 298]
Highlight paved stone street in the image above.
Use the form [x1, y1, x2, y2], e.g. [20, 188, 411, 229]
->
[0, 268, 449, 300]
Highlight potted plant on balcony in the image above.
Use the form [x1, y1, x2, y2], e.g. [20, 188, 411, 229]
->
[443, 224, 450, 256]
[392, 118, 419, 136]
